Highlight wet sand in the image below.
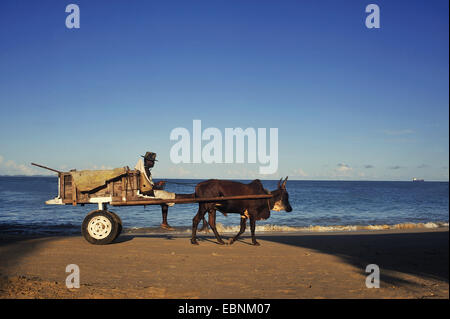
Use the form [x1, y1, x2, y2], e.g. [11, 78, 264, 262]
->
[0, 228, 448, 299]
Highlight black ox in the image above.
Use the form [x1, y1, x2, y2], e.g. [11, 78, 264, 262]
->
[191, 177, 292, 246]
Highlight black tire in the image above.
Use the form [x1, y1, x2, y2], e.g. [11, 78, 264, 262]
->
[107, 210, 123, 240]
[82, 210, 119, 245]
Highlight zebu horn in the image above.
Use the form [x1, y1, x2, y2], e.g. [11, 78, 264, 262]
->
[282, 176, 288, 188]
[278, 178, 283, 189]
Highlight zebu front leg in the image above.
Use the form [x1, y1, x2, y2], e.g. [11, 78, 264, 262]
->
[249, 215, 260, 246]
[229, 215, 247, 245]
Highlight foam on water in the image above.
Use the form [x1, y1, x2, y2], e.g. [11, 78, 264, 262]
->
[213, 221, 449, 233]
[121, 221, 449, 235]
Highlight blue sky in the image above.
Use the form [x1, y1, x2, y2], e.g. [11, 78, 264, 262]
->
[0, 0, 448, 181]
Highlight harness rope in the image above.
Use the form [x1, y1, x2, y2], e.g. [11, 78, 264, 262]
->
[163, 181, 198, 186]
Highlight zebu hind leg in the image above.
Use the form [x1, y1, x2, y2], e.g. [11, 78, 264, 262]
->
[207, 209, 225, 245]
[229, 216, 247, 245]
[191, 205, 207, 245]
[198, 217, 209, 233]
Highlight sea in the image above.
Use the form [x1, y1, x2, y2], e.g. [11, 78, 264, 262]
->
[0, 176, 448, 236]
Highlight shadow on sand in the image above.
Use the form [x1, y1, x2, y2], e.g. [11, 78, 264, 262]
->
[260, 231, 448, 285]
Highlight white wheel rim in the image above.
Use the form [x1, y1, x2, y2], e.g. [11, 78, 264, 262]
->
[87, 216, 112, 240]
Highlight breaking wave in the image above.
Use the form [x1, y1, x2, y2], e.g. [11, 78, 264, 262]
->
[123, 221, 449, 235]
[210, 221, 450, 233]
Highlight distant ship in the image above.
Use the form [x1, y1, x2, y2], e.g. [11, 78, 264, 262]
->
[412, 178, 424, 182]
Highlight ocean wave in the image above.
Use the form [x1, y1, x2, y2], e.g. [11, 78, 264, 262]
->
[212, 221, 449, 233]
[122, 221, 449, 235]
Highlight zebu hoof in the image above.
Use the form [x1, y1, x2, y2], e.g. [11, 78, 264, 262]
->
[217, 240, 225, 245]
[252, 241, 260, 246]
[228, 239, 235, 245]
[191, 239, 199, 245]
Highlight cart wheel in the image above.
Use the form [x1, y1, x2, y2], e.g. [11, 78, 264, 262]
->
[82, 210, 119, 245]
[107, 211, 123, 240]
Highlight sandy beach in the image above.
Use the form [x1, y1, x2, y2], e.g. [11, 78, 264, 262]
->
[0, 228, 448, 299]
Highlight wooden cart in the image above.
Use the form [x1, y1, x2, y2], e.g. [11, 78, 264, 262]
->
[32, 163, 272, 245]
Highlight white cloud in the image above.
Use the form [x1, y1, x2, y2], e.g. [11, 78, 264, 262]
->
[0, 157, 39, 175]
[329, 163, 355, 178]
[337, 163, 352, 172]
[293, 168, 308, 177]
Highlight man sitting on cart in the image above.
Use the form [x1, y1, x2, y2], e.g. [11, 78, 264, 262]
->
[135, 152, 175, 230]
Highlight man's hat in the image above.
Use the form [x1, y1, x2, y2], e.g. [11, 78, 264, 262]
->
[141, 152, 158, 161]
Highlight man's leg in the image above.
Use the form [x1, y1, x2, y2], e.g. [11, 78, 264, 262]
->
[160, 204, 174, 230]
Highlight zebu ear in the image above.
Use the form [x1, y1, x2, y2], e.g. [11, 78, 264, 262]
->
[278, 178, 283, 189]
[281, 176, 288, 189]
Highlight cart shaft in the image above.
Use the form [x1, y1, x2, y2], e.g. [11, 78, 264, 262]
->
[110, 194, 272, 206]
